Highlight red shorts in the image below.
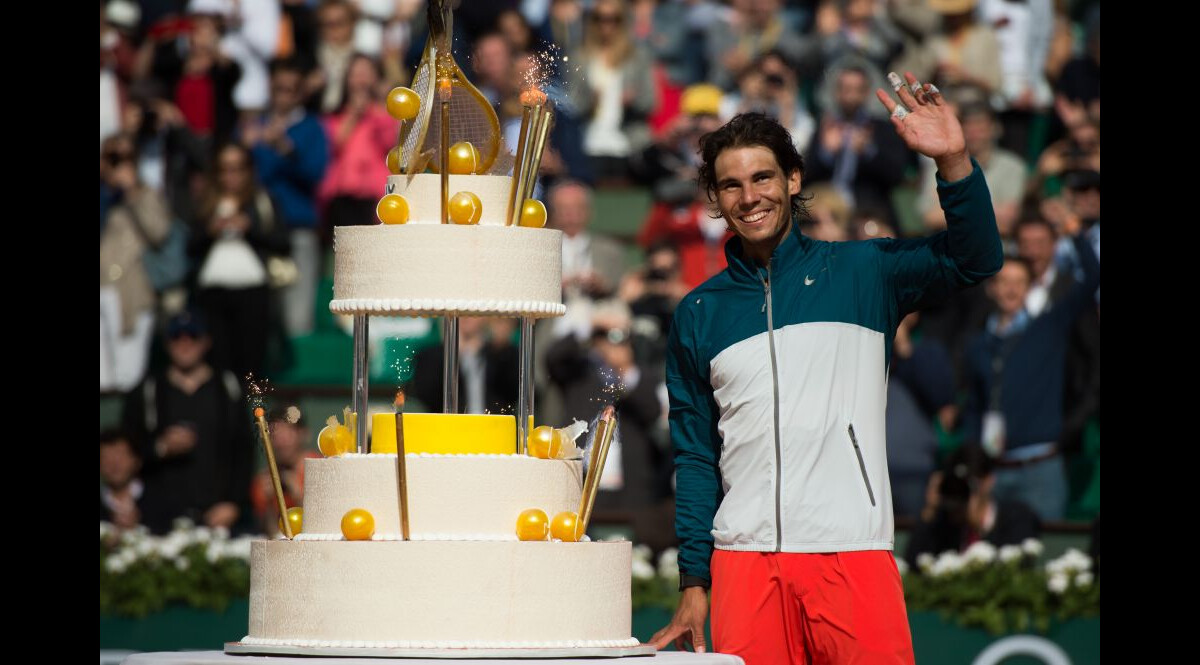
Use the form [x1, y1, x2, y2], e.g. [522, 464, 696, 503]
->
[710, 550, 914, 665]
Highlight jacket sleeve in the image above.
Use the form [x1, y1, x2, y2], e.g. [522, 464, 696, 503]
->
[876, 157, 1003, 314]
[666, 302, 723, 588]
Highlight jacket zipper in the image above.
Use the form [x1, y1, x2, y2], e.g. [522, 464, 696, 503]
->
[763, 264, 783, 551]
[847, 423, 876, 507]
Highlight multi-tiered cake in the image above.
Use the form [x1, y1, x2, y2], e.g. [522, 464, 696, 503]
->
[231, 167, 644, 656]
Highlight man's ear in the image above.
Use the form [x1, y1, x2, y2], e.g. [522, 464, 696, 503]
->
[788, 169, 802, 197]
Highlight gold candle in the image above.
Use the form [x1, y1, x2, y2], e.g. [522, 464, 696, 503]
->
[523, 107, 554, 203]
[506, 104, 533, 226]
[254, 407, 293, 539]
[394, 392, 411, 541]
[439, 75, 452, 224]
[578, 406, 617, 533]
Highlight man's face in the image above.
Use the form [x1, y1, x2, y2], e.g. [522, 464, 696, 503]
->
[318, 4, 355, 47]
[270, 70, 303, 115]
[100, 441, 140, 488]
[962, 112, 995, 155]
[713, 145, 800, 254]
[1016, 223, 1055, 279]
[835, 70, 869, 117]
[473, 35, 512, 90]
[167, 333, 211, 371]
[270, 422, 306, 466]
[549, 184, 591, 238]
[1066, 185, 1100, 222]
[988, 262, 1031, 316]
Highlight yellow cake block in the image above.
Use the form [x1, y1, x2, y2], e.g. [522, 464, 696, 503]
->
[371, 413, 516, 455]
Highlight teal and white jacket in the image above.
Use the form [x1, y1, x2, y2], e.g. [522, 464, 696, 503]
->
[667, 160, 1002, 587]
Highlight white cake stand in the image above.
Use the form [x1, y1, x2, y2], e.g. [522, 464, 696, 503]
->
[224, 642, 657, 659]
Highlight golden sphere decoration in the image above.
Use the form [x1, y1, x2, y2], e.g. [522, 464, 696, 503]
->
[447, 141, 481, 175]
[377, 194, 410, 224]
[516, 508, 550, 541]
[278, 507, 304, 535]
[341, 508, 375, 541]
[385, 87, 421, 121]
[518, 199, 547, 228]
[527, 425, 562, 459]
[550, 511, 582, 542]
[318, 423, 354, 457]
[386, 146, 402, 175]
[448, 191, 483, 225]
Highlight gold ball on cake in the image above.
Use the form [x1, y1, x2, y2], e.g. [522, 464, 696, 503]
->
[516, 508, 550, 541]
[318, 423, 354, 457]
[550, 511, 582, 542]
[377, 194, 410, 224]
[527, 425, 562, 459]
[278, 507, 304, 535]
[341, 508, 375, 540]
[518, 199, 547, 228]
[386, 146, 402, 175]
[448, 191, 483, 225]
[385, 87, 421, 120]
[447, 141, 481, 175]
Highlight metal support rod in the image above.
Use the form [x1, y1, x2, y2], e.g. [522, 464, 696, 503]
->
[352, 315, 369, 453]
[442, 316, 459, 414]
[517, 317, 535, 454]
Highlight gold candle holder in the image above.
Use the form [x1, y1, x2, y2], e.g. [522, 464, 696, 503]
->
[578, 405, 617, 534]
[523, 106, 554, 203]
[394, 392, 411, 541]
[506, 104, 533, 226]
[439, 77, 451, 225]
[254, 407, 293, 539]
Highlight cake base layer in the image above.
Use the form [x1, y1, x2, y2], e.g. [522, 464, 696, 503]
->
[247, 541, 633, 646]
[225, 641, 654, 658]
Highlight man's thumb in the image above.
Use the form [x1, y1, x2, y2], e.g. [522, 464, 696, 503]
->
[692, 626, 707, 653]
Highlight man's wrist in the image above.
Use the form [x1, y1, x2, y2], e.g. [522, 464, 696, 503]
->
[934, 151, 973, 183]
[679, 575, 711, 592]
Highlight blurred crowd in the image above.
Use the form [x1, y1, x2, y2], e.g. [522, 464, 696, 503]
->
[100, 0, 1099, 553]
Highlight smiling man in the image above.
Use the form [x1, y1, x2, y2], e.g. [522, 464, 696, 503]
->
[649, 75, 1003, 663]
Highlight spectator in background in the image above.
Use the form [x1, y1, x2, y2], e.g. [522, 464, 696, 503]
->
[797, 182, 851, 242]
[635, 84, 730, 288]
[619, 241, 691, 371]
[1053, 5, 1099, 127]
[804, 0, 904, 93]
[904, 444, 1041, 567]
[188, 0, 282, 117]
[1031, 113, 1099, 199]
[101, 134, 174, 393]
[145, 9, 242, 147]
[318, 54, 396, 236]
[550, 180, 628, 339]
[121, 310, 254, 532]
[544, 0, 586, 57]
[918, 101, 1025, 240]
[245, 57, 330, 337]
[100, 1, 142, 148]
[250, 405, 320, 536]
[902, 0, 1002, 106]
[496, 7, 551, 54]
[978, 0, 1054, 162]
[100, 429, 171, 534]
[572, 0, 658, 183]
[887, 312, 956, 518]
[960, 231, 1099, 522]
[544, 303, 668, 545]
[191, 143, 290, 381]
[806, 63, 909, 225]
[406, 317, 521, 414]
[704, 0, 806, 92]
[308, 0, 358, 113]
[123, 81, 211, 226]
[719, 50, 816, 154]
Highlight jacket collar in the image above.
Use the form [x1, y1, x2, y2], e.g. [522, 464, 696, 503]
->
[723, 218, 813, 283]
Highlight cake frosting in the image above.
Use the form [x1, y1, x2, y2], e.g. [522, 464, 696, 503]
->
[329, 174, 565, 319]
[300, 455, 582, 538]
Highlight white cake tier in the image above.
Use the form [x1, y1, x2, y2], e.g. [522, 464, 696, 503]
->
[331, 174, 564, 318]
[246, 540, 635, 647]
[301, 455, 583, 538]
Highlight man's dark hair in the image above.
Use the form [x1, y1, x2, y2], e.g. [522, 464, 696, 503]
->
[1013, 215, 1058, 241]
[697, 112, 811, 222]
[1001, 254, 1036, 282]
[269, 56, 308, 78]
[958, 101, 995, 123]
[939, 444, 995, 503]
[100, 428, 139, 458]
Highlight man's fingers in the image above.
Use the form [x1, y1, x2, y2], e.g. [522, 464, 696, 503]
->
[647, 624, 683, 649]
[888, 72, 919, 111]
[902, 71, 929, 106]
[924, 83, 943, 106]
[691, 622, 707, 653]
[875, 88, 898, 114]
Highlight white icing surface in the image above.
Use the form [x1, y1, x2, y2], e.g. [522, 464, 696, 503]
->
[239, 636, 642, 649]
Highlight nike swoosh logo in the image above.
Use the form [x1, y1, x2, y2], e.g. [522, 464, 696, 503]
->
[805, 276, 815, 286]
